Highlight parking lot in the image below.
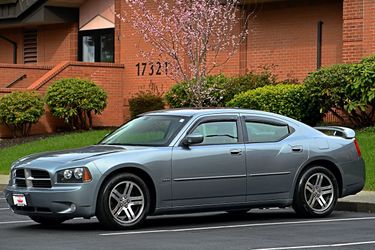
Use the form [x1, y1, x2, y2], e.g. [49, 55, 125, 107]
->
[1, 191, 375, 250]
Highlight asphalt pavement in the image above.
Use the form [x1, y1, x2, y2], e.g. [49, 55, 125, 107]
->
[1, 191, 375, 250]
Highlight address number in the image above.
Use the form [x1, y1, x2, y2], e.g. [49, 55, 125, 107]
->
[136, 62, 168, 76]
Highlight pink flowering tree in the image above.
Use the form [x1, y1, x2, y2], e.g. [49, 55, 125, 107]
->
[121, 0, 249, 107]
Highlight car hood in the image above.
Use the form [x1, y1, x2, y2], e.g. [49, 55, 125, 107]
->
[15, 145, 129, 166]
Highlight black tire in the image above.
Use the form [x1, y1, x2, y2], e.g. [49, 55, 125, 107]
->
[293, 166, 338, 218]
[29, 216, 66, 226]
[96, 173, 150, 230]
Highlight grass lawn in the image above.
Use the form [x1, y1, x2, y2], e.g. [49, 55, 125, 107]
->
[0, 127, 374, 191]
[0, 129, 110, 175]
[356, 127, 375, 191]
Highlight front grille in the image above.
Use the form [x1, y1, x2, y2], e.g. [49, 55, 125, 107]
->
[14, 168, 51, 188]
[15, 178, 27, 187]
[30, 169, 50, 178]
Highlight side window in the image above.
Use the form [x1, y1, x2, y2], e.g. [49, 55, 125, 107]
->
[190, 121, 238, 145]
[246, 121, 290, 143]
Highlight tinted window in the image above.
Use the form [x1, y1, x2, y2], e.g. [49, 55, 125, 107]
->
[100, 115, 188, 146]
[79, 28, 114, 63]
[190, 121, 238, 145]
[246, 122, 289, 143]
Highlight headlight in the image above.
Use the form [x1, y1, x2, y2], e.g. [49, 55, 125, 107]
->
[57, 167, 92, 183]
[63, 169, 73, 179]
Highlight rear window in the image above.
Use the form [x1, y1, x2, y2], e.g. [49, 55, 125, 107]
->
[246, 122, 290, 143]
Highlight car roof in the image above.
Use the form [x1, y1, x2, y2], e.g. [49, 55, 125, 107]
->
[144, 108, 280, 118]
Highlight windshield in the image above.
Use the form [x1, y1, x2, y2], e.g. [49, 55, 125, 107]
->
[100, 115, 189, 146]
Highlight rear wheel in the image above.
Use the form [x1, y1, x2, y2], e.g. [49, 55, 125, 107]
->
[96, 173, 150, 229]
[29, 216, 66, 226]
[293, 166, 338, 217]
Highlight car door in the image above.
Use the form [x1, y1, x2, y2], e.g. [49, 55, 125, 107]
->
[171, 115, 246, 207]
[243, 116, 308, 201]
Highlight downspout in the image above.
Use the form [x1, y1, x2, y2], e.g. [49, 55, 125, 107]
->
[316, 21, 323, 69]
[0, 35, 17, 64]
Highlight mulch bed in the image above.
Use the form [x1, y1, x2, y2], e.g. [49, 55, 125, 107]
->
[0, 134, 59, 149]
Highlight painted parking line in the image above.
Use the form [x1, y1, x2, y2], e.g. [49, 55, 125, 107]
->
[0, 220, 33, 225]
[100, 216, 375, 236]
[0, 208, 9, 210]
[253, 240, 375, 250]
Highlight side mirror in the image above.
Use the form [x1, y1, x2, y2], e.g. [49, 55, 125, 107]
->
[182, 134, 204, 146]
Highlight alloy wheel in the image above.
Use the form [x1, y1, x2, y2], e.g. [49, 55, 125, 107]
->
[304, 172, 334, 213]
[109, 181, 145, 224]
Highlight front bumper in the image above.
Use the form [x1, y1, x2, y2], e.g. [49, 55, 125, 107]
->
[4, 183, 97, 218]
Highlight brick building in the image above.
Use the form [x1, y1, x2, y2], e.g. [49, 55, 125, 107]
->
[0, 0, 374, 136]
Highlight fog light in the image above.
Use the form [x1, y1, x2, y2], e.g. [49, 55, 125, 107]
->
[70, 203, 76, 212]
[74, 168, 83, 179]
[63, 169, 73, 179]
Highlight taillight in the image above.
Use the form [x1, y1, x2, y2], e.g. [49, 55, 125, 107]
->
[354, 139, 362, 158]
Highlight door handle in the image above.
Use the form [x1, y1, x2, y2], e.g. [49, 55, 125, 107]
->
[230, 149, 242, 155]
[291, 145, 303, 152]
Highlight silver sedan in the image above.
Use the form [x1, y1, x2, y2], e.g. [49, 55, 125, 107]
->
[4, 109, 365, 229]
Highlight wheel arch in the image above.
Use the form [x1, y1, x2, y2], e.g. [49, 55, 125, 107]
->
[95, 165, 157, 215]
[294, 159, 343, 198]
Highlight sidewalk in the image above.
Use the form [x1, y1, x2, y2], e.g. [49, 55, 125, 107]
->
[0, 174, 374, 213]
[0, 174, 9, 190]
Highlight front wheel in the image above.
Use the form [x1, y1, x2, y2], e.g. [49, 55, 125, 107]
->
[293, 166, 338, 217]
[96, 173, 150, 229]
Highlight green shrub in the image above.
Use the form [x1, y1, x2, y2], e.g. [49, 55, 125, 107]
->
[0, 91, 44, 137]
[46, 78, 107, 130]
[165, 70, 276, 108]
[304, 64, 351, 120]
[304, 58, 375, 127]
[164, 74, 227, 108]
[223, 71, 276, 103]
[128, 91, 165, 118]
[360, 54, 375, 64]
[164, 83, 190, 108]
[226, 84, 322, 125]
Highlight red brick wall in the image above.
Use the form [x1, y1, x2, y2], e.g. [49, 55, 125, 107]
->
[342, 0, 375, 62]
[38, 23, 78, 64]
[0, 64, 53, 88]
[0, 23, 77, 65]
[0, 62, 124, 138]
[115, 0, 345, 103]
[343, 0, 364, 62]
[363, 0, 375, 58]
[246, 0, 343, 81]
[0, 29, 23, 64]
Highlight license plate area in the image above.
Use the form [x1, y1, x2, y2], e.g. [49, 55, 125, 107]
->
[12, 194, 27, 206]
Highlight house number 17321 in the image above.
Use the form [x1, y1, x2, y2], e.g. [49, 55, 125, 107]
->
[136, 62, 168, 76]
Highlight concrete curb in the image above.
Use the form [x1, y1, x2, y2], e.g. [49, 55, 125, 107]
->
[336, 201, 375, 214]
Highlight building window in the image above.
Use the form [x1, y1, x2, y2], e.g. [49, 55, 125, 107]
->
[79, 28, 114, 63]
